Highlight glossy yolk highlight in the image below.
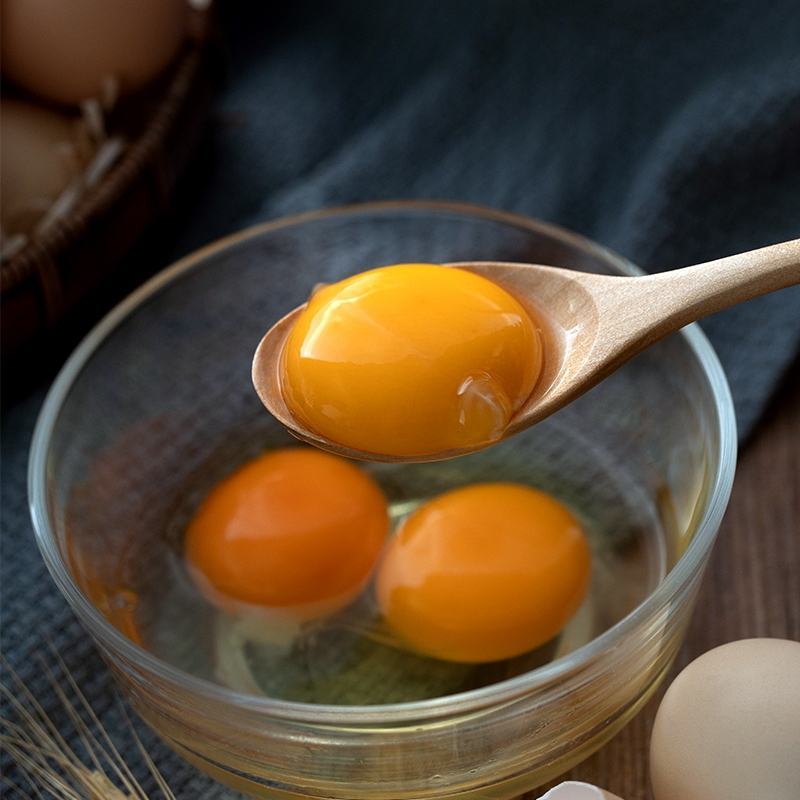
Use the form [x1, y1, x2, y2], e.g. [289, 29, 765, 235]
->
[185, 448, 388, 621]
[281, 264, 542, 457]
[376, 483, 591, 663]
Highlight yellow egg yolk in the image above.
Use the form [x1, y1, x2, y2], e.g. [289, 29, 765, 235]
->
[376, 483, 591, 663]
[184, 448, 388, 621]
[281, 264, 542, 458]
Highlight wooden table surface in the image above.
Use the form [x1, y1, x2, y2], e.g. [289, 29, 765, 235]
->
[534, 363, 800, 800]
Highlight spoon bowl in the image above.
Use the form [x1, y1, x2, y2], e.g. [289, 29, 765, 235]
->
[253, 240, 800, 462]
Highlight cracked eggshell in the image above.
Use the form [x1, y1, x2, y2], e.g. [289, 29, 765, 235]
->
[538, 782, 623, 799]
[650, 638, 800, 800]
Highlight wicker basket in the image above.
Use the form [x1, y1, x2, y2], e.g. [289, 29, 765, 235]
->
[1, 10, 218, 363]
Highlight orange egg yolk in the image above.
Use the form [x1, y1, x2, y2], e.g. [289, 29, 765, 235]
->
[376, 483, 591, 663]
[184, 448, 388, 621]
[281, 264, 542, 458]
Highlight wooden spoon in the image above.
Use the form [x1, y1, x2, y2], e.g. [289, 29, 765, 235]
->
[253, 239, 800, 462]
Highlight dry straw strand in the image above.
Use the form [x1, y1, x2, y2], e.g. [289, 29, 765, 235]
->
[1, 650, 175, 799]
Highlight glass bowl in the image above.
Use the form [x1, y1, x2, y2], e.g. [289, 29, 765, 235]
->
[29, 202, 736, 798]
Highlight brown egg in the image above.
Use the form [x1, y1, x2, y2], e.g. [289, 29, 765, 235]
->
[538, 782, 623, 799]
[1, 0, 188, 105]
[650, 638, 800, 800]
[0, 98, 91, 237]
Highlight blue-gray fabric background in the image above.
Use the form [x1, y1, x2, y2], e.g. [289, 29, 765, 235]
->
[2, 1, 798, 797]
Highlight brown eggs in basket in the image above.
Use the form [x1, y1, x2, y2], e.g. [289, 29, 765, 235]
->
[0, 0, 212, 362]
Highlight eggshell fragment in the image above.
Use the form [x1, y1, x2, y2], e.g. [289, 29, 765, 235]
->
[650, 638, 800, 800]
[538, 782, 623, 799]
[1, 0, 188, 105]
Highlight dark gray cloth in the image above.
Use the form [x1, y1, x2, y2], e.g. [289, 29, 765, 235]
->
[2, 1, 799, 796]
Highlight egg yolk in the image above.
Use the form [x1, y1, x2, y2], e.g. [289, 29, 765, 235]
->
[281, 264, 542, 458]
[184, 448, 388, 621]
[376, 483, 591, 663]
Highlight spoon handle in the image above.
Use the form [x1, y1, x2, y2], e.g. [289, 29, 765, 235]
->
[592, 239, 800, 353]
[651, 238, 800, 321]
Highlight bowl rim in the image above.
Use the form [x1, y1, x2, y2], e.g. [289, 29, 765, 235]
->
[28, 200, 737, 725]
